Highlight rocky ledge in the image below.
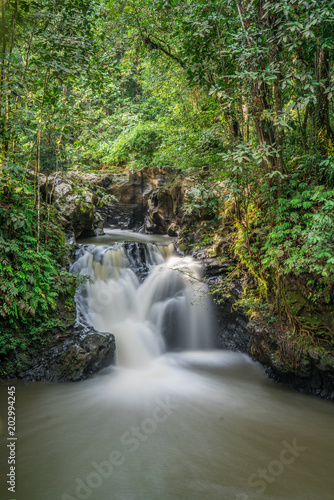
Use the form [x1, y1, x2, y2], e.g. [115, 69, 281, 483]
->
[249, 322, 334, 400]
[21, 325, 115, 382]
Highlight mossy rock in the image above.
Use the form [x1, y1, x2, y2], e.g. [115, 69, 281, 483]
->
[21, 327, 115, 382]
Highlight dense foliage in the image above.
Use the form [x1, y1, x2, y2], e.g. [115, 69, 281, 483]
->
[112, 0, 334, 348]
[0, 177, 76, 376]
[1, 0, 334, 371]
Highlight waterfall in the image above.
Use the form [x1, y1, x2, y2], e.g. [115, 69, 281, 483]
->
[72, 236, 213, 368]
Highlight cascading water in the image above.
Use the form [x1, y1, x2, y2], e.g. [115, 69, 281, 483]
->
[2, 231, 334, 500]
[72, 234, 213, 368]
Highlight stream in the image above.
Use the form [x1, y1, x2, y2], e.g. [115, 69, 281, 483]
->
[0, 230, 333, 500]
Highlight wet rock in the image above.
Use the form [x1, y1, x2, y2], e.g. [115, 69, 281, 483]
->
[98, 166, 190, 234]
[167, 223, 178, 237]
[228, 282, 244, 300]
[310, 371, 322, 390]
[194, 249, 233, 277]
[248, 321, 334, 400]
[189, 251, 250, 353]
[22, 325, 115, 382]
[213, 300, 250, 353]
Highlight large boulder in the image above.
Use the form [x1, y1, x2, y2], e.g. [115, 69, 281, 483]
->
[248, 321, 334, 400]
[39, 172, 111, 238]
[21, 325, 115, 382]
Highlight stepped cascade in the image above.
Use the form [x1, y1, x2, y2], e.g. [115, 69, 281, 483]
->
[1, 231, 333, 500]
[72, 231, 213, 368]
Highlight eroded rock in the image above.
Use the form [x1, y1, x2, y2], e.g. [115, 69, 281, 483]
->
[248, 321, 334, 400]
[39, 172, 110, 238]
[99, 166, 190, 234]
[21, 325, 115, 382]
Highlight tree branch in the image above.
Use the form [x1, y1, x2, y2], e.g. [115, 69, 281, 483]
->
[143, 35, 185, 68]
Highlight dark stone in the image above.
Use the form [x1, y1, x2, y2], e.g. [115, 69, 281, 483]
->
[248, 321, 334, 400]
[21, 325, 115, 382]
[190, 250, 250, 354]
[98, 166, 187, 234]
[310, 371, 322, 390]
[213, 299, 250, 353]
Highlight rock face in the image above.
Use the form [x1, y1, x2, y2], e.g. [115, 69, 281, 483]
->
[248, 322, 334, 400]
[39, 171, 110, 238]
[22, 325, 115, 382]
[213, 300, 250, 353]
[36, 167, 190, 239]
[193, 253, 250, 354]
[98, 166, 190, 235]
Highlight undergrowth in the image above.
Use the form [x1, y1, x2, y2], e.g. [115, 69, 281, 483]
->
[0, 168, 76, 377]
[182, 169, 334, 353]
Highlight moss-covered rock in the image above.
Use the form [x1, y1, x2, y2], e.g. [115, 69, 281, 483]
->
[38, 171, 108, 238]
[248, 321, 334, 399]
[21, 326, 115, 382]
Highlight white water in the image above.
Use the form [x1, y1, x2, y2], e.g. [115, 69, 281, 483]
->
[73, 240, 213, 368]
[1, 232, 334, 500]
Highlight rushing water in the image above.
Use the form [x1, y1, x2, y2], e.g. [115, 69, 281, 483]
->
[0, 230, 334, 500]
[72, 234, 213, 367]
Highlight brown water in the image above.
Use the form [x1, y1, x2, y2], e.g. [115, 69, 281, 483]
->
[0, 352, 334, 500]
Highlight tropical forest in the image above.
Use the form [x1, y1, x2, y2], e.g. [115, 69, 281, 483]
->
[0, 1, 334, 500]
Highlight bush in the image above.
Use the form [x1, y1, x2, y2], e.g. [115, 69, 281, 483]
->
[0, 170, 76, 376]
[103, 122, 163, 168]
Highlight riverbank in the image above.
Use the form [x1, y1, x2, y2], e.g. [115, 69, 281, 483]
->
[1, 166, 333, 401]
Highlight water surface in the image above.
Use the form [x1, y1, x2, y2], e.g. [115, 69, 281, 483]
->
[1, 231, 333, 500]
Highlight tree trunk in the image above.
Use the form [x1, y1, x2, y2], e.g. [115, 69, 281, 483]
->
[311, 46, 333, 151]
[0, 0, 7, 156]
